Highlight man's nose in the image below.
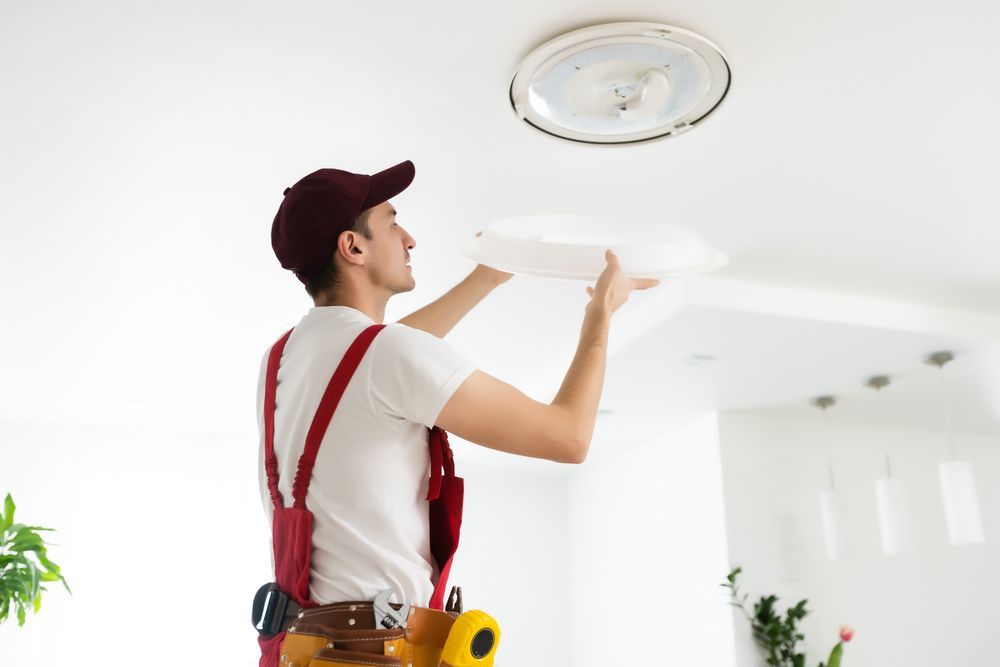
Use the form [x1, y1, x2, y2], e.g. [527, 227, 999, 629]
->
[405, 234, 416, 250]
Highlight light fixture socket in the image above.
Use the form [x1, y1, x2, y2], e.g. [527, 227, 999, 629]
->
[811, 396, 836, 410]
[925, 351, 955, 368]
[864, 375, 891, 391]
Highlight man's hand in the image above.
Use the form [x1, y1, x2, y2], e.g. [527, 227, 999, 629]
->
[472, 231, 514, 287]
[472, 263, 513, 287]
[586, 249, 661, 314]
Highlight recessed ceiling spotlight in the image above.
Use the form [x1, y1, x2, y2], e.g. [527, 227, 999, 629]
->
[687, 354, 718, 363]
[509, 21, 731, 144]
[685, 354, 719, 367]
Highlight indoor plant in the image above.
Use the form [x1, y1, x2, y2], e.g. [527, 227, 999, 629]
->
[0, 493, 71, 626]
[722, 566, 852, 667]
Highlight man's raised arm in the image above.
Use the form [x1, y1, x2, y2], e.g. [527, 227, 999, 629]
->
[397, 264, 512, 338]
[437, 250, 659, 464]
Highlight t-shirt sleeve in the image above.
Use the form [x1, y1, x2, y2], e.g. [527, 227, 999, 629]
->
[370, 324, 477, 430]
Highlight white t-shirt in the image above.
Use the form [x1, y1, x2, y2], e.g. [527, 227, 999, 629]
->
[256, 305, 476, 606]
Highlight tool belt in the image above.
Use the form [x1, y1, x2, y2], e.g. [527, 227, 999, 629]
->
[254, 584, 499, 667]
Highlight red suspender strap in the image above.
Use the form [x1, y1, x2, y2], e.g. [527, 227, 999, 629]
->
[425, 426, 456, 502]
[291, 324, 386, 508]
[263, 328, 295, 510]
[426, 427, 464, 610]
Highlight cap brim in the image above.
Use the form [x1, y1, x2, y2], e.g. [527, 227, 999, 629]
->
[362, 160, 415, 210]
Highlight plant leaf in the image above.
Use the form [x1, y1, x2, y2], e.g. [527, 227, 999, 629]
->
[10, 531, 45, 553]
[1, 494, 14, 532]
[827, 642, 844, 667]
[36, 551, 62, 576]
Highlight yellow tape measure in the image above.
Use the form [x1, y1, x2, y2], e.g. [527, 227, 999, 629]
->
[440, 610, 501, 666]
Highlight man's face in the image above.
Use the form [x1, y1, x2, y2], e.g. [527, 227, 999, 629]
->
[365, 200, 417, 294]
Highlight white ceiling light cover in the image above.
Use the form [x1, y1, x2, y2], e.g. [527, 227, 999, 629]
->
[461, 215, 728, 281]
[510, 22, 731, 144]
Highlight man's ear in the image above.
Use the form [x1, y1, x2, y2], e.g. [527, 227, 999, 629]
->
[336, 230, 366, 267]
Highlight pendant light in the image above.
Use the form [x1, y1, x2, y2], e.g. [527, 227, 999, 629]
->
[865, 375, 915, 555]
[925, 352, 985, 545]
[813, 396, 848, 561]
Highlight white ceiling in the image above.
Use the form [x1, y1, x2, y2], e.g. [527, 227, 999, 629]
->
[1, 1, 997, 465]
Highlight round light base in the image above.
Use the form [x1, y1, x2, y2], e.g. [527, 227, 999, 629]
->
[510, 22, 731, 144]
[460, 215, 729, 281]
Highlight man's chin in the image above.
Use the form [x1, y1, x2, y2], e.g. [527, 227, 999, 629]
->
[391, 280, 416, 295]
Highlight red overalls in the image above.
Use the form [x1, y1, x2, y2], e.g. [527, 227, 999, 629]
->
[257, 325, 464, 667]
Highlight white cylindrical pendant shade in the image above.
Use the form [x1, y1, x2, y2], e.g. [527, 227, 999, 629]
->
[939, 461, 985, 545]
[875, 478, 915, 555]
[819, 490, 847, 560]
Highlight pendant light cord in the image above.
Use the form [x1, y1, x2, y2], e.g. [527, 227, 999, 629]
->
[939, 367, 958, 461]
[823, 408, 835, 491]
[880, 389, 892, 478]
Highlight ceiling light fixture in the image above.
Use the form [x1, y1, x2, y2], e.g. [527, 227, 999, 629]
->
[865, 375, 915, 556]
[461, 214, 727, 280]
[812, 396, 849, 561]
[925, 351, 986, 546]
[509, 22, 731, 144]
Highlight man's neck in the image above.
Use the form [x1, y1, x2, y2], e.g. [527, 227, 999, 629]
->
[313, 288, 388, 324]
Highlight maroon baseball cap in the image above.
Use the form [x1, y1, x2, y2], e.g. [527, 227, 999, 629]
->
[272, 160, 415, 284]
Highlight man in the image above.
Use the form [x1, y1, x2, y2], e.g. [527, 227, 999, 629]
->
[256, 159, 658, 666]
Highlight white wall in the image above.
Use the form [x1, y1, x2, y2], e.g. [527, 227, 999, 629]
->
[719, 411, 1000, 667]
[24, 408, 993, 667]
[566, 414, 737, 667]
[0, 420, 570, 666]
[0, 420, 271, 665]
[448, 466, 570, 667]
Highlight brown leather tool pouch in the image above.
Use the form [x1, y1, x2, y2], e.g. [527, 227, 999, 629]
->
[309, 648, 402, 666]
[276, 600, 457, 667]
[279, 624, 405, 666]
[278, 629, 331, 666]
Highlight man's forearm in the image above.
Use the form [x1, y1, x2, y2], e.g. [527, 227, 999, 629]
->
[551, 303, 611, 459]
[397, 267, 500, 338]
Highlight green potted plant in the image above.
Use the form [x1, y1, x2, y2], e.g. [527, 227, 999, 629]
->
[722, 567, 852, 667]
[0, 493, 71, 626]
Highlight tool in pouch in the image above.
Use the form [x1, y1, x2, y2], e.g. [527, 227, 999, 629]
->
[371, 588, 500, 667]
[373, 589, 411, 629]
[372, 587, 499, 665]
